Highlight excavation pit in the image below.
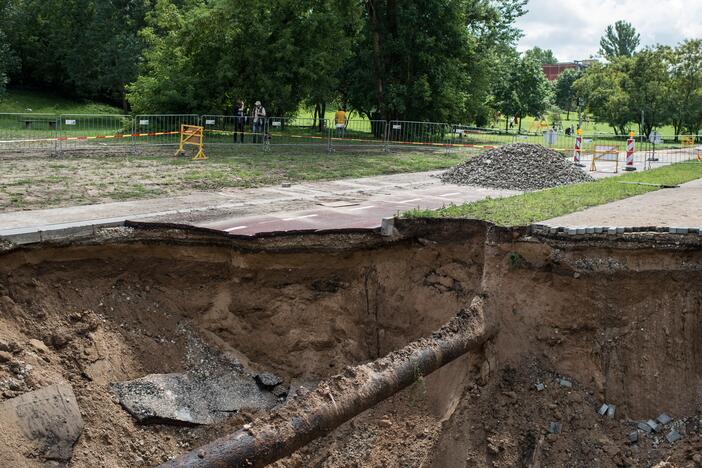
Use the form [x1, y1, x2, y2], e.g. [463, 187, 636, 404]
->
[0, 220, 700, 467]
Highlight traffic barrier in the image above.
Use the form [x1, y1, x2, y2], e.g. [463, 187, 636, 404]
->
[267, 117, 329, 149]
[175, 125, 206, 160]
[134, 115, 200, 146]
[573, 129, 584, 166]
[58, 114, 133, 151]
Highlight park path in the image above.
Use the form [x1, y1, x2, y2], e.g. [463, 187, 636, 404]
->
[543, 177, 702, 228]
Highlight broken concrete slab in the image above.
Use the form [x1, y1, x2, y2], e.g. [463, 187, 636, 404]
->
[657, 413, 672, 425]
[558, 378, 572, 388]
[0, 383, 84, 465]
[111, 365, 278, 425]
[606, 405, 616, 419]
[598, 404, 608, 416]
[535, 383, 545, 392]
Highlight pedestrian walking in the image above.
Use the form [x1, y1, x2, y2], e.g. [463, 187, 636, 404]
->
[233, 100, 246, 143]
[252, 101, 266, 143]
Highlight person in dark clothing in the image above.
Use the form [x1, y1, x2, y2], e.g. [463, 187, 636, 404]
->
[233, 101, 245, 143]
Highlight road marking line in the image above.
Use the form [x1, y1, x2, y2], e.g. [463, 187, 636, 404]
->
[224, 226, 248, 232]
[348, 205, 375, 211]
[396, 198, 422, 204]
[438, 192, 460, 197]
[282, 214, 318, 221]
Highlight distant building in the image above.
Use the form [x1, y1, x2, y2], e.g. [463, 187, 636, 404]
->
[542, 60, 597, 81]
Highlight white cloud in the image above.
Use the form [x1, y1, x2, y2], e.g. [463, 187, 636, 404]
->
[515, 0, 702, 62]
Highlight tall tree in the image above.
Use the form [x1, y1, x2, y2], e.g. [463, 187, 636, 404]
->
[621, 47, 671, 136]
[667, 40, 702, 136]
[599, 20, 640, 60]
[573, 60, 633, 135]
[493, 54, 552, 132]
[524, 47, 558, 65]
[341, 0, 527, 123]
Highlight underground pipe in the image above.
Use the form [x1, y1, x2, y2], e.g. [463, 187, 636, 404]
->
[160, 296, 495, 468]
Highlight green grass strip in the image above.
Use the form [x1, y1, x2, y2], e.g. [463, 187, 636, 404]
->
[404, 162, 702, 226]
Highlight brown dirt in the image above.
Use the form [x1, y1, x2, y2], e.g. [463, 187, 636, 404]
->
[0, 221, 700, 467]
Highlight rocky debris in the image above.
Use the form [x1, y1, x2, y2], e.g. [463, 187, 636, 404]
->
[439, 143, 592, 190]
[0, 383, 84, 465]
[255, 372, 283, 389]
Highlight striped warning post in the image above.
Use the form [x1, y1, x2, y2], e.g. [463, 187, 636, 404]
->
[573, 132, 584, 167]
[624, 132, 637, 171]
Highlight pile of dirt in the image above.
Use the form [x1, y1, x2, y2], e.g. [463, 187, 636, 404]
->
[440, 143, 592, 190]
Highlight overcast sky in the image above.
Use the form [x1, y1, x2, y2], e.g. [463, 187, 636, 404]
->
[515, 0, 702, 62]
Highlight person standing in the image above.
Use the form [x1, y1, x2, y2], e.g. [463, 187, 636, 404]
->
[334, 107, 347, 138]
[233, 100, 245, 143]
[252, 101, 266, 143]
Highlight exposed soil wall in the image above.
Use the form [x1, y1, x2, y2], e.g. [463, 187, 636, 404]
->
[0, 221, 700, 467]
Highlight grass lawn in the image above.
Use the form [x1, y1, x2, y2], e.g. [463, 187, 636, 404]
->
[0, 88, 122, 115]
[0, 145, 474, 211]
[405, 162, 702, 226]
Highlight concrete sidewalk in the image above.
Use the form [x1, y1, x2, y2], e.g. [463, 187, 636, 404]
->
[0, 171, 517, 239]
[543, 178, 702, 228]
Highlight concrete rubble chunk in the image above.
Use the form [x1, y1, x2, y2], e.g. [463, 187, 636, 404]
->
[606, 405, 616, 419]
[666, 429, 682, 444]
[646, 419, 658, 432]
[558, 378, 572, 388]
[637, 422, 652, 434]
[656, 413, 672, 425]
[0, 383, 84, 465]
[548, 422, 561, 434]
[111, 365, 278, 425]
[535, 383, 545, 392]
[627, 431, 638, 444]
[598, 404, 609, 416]
[255, 372, 283, 389]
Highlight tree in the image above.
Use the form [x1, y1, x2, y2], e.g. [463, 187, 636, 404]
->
[621, 47, 671, 136]
[341, 0, 527, 123]
[523, 47, 558, 65]
[667, 40, 702, 136]
[554, 68, 579, 119]
[573, 60, 633, 135]
[599, 20, 640, 60]
[492, 54, 552, 132]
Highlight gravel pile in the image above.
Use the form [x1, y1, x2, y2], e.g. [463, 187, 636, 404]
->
[440, 143, 592, 190]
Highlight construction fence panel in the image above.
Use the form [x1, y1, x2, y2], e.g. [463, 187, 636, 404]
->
[387, 121, 452, 152]
[268, 117, 330, 148]
[639, 135, 702, 168]
[58, 114, 133, 151]
[329, 119, 387, 151]
[201, 115, 263, 146]
[134, 114, 200, 146]
[0, 113, 59, 153]
[448, 126, 515, 151]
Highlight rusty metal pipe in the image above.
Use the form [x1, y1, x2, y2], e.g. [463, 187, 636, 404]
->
[160, 297, 493, 468]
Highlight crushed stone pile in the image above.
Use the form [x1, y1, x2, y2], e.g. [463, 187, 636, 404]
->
[440, 143, 593, 190]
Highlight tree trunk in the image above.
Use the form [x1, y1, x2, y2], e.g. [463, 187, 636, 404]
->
[367, 0, 385, 120]
[319, 102, 326, 131]
[160, 298, 495, 468]
[313, 103, 320, 130]
[566, 110, 570, 120]
[518, 116, 522, 133]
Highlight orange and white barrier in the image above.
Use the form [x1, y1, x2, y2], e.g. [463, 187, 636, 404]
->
[573, 129, 583, 166]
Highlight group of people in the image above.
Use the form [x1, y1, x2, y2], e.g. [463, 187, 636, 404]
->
[232, 100, 267, 143]
[231, 101, 350, 143]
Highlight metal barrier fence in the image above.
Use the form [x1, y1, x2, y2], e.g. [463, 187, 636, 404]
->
[0, 113, 59, 152]
[0, 111, 701, 168]
[387, 121, 452, 151]
[268, 117, 329, 149]
[330, 119, 387, 151]
[58, 114, 133, 151]
[134, 114, 200, 146]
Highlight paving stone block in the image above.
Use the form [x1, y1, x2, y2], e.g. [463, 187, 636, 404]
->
[656, 413, 672, 425]
[666, 430, 681, 444]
